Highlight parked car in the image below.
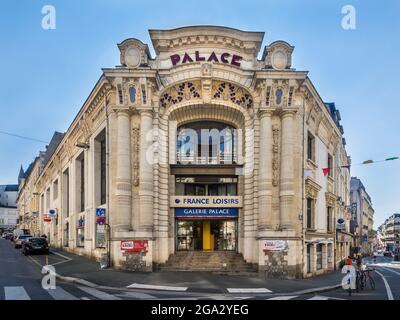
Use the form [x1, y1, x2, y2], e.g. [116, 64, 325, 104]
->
[5, 233, 13, 240]
[14, 235, 32, 249]
[21, 237, 49, 255]
[383, 251, 393, 257]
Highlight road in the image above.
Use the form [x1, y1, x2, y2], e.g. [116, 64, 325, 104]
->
[1, 238, 399, 300]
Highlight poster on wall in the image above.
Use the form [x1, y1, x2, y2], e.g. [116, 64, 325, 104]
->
[121, 240, 148, 253]
[263, 240, 289, 253]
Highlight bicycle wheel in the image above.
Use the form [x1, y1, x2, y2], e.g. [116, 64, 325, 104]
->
[368, 276, 375, 290]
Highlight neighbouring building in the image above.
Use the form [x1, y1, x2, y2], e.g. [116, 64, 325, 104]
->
[378, 213, 400, 252]
[0, 184, 19, 232]
[16, 132, 64, 236]
[19, 26, 351, 279]
[350, 177, 375, 254]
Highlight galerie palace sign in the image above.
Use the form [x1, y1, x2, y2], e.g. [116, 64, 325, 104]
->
[170, 51, 243, 67]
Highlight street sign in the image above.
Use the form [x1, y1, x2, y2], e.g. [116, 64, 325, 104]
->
[96, 217, 106, 226]
[96, 208, 106, 217]
[48, 209, 57, 217]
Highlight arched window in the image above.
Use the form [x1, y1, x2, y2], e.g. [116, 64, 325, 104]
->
[275, 89, 283, 105]
[129, 87, 136, 103]
[177, 121, 237, 165]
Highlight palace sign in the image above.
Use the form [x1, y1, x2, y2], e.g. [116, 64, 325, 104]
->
[170, 51, 243, 68]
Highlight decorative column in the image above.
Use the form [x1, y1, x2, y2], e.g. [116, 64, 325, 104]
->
[258, 110, 273, 230]
[115, 108, 132, 231]
[139, 109, 154, 231]
[279, 109, 296, 229]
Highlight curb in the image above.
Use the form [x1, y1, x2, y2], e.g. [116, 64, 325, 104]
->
[55, 273, 342, 295]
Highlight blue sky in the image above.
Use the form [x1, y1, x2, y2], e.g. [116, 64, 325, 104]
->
[0, 0, 399, 227]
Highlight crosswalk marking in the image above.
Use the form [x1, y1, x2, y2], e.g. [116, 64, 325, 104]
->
[227, 288, 272, 293]
[307, 295, 330, 300]
[46, 286, 79, 300]
[77, 286, 122, 300]
[127, 283, 188, 291]
[267, 295, 298, 300]
[116, 291, 157, 299]
[4, 287, 31, 300]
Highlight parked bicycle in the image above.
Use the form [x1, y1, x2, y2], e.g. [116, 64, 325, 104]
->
[356, 267, 375, 292]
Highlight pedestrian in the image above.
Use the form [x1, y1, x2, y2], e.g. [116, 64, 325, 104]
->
[346, 255, 353, 265]
[41, 234, 47, 239]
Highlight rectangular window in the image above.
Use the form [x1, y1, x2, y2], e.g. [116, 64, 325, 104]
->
[94, 130, 107, 206]
[316, 244, 323, 270]
[63, 169, 69, 218]
[46, 188, 50, 211]
[307, 198, 314, 230]
[53, 179, 58, 200]
[327, 207, 333, 232]
[307, 132, 315, 162]
[328, 153, 333, 177]
[76, 152, 85, 213]
[63, 222, 69, 247]
[100, 138, 106, 205]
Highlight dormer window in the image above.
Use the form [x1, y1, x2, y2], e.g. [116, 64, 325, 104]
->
[129, 87, 136, 104]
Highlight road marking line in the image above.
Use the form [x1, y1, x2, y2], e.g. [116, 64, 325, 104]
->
[116, 291, 157, 299]
[4, 287, 31, 300]
[308, 295, 330, 300]
[382, 267, 400, 276]
[127, 283, 188, 292]
[375, 270, 394, 300]
[77, 286, 122, 300]
[227, 288, 272, 293]
[51, 251, 72, 266]
[45, 286, 79, 300]
[267, 296, 297, 300]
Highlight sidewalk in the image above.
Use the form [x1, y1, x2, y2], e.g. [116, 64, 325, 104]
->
[49, 248, 343, 294]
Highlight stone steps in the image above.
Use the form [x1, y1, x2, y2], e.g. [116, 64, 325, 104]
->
[157, 251, 258, 273]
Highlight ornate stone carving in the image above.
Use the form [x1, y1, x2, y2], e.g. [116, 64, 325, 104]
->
[325, 192, 337, 207]
[305, 178, 322, 199]
[159, 81, 201, 108]
[118, 38, 151, 68]
[272, 124, 280, 187]
[212, 81, 253, 108]
[264, 41, 294, 70]
[132, 126, 140, 186]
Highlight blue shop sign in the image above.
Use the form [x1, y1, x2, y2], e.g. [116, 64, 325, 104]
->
[175, 208, 239, 218]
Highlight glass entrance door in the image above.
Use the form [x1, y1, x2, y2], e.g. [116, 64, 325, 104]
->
[176, 220, 237, 251]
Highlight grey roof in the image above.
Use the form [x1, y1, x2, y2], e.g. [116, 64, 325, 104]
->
[4, 184, 18, 192]
[42, 131, 64, 168]
[23, 157, 39, 180]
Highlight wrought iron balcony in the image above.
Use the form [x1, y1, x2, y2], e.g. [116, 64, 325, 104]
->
[177, 152, 237, 165]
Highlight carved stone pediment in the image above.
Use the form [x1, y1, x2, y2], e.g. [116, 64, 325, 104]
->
[305, 177, 321, 199]
[325, 192, 337, 207]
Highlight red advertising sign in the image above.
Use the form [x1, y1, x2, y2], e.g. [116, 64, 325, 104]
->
[121, 240, 148, 253]
[43, 215, 51, 222]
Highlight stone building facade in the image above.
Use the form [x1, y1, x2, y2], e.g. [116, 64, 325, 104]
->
[21, 26, 351, 278]
[350, 177, 375, 254]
